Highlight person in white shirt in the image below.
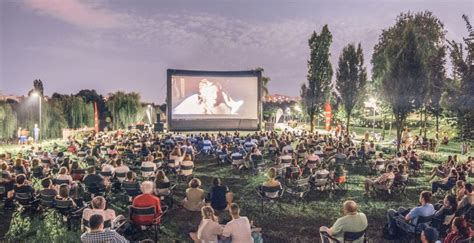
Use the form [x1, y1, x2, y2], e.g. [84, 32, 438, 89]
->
[278, 151, 292, 167]
[141, 156, 157, 178]
[56, 166, 73, 185]
[114, 159, 129, 182]
[222, 203, 252, 243]
[190, 206, 224, 243]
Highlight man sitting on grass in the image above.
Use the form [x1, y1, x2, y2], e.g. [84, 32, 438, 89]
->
[319, 200, 368, 243]
[80, 214, 128, 243]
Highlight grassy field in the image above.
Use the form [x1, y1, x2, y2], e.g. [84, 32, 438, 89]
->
[0, 129, 472, 242]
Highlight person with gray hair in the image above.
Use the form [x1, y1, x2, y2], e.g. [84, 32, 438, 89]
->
[319, 200, 368, 243]
[131, 181, 163, 225]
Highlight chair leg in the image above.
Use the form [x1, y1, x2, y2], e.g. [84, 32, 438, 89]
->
[154, 224, 158, 242]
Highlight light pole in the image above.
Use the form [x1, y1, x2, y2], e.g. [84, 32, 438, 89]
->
[368, 98, 377, 135]
[32, 92, 41, 142]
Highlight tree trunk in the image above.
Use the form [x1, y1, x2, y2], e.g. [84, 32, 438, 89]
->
[389, 113, 393, 136]
[423, 110, 428, 138]
[346, 111, 351, 136]
[395, 115, 404, 152]
[419, 109, 423, 136]
[381, 115, 386, 141]
[309, 111, 314, 133]
[435, 112, 440, 140]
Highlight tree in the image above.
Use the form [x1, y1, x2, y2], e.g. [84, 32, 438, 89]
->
[335, 43, 367, 135]
[426, 46, 447, 139]
[301, 25, 333, 133]
[107, 91, 143, 130]
[372, 11, 445, 151]
[445, 14, 474, 140]
[0, 101, 17, 140]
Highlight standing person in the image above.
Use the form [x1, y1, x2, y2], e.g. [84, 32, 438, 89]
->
[33, 124, 40, 143]
[222, 203, 253, 243]
[17, 127, 22, 145]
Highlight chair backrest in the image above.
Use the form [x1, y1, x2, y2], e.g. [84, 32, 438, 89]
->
[416, 215, 434, 226]
[83, 218, 112, 229]
[100, 171, 113, 177]
[281, 159, 292, 164]
[15, 192, 33, 205]
[141, 166, 155, 172]
[251, 154, 263, 163]
[39, 193, 55, 207]
[295, 177, 310, 187]
[180, 164, 194, 171]
[157, 181, 171, 189]
[55, 199, 73, 210]
[130, 206, 156, 225]
[262, 186, 282, 199]
[123, 181, 141, 196]
[53, 178, 70, 185]
[115, 172, 127, 179]
[343, 229, 366, 241]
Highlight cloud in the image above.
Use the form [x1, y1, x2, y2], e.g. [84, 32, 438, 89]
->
[21, 0, 127, 29]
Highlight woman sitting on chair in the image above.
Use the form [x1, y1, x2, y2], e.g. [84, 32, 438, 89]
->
[189, 206, 224, 243]
[260, 168, 282, 198]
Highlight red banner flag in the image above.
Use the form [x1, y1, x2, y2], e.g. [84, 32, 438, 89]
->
[324, 103, 332, 131]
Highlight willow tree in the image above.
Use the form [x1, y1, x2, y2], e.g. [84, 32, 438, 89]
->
[336, 43, 367, 135]
[372, 11, 445, 151]
[107, 91, 143, 130]
[52, 94, 94, 129]
[0, 101, 17, 140]
[301, 25, 333, 133]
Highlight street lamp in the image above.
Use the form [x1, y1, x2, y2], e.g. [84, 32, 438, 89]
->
[367, 98, 377, 134]
[32, 92, 41, 142]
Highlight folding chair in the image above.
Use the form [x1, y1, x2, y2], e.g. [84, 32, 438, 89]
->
[53, 178, 71, 186]
[395, 215, 433, 240]
[39, 192, 55, 208]
[320, 228, 368, 243]
[129, 206, 167, 242]
[285, 177, 310, 200]
[250, 154, 265, 175]
[122, 181, 142, 199]
[256, 186, 284, 213]
[312, 172, 330, 191]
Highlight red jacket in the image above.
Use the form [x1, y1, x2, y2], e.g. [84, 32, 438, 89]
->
[132, 193, 162, 225]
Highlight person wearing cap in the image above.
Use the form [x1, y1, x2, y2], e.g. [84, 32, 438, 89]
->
[319, 200, 368, 243]
[420, 225, 440, 243]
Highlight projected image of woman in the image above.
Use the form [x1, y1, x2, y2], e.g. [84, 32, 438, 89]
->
[173, 79, 244, 115]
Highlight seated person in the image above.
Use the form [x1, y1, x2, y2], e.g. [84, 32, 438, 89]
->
[319, 200, 368, 243]
[364, 164, 395, 194]
[189, 206, 224, 243]
[154, 170, 170, 196]
[180, 155, 194, 176]
[82, 196, 117, 228]
[443, 217, 472, 243]
[386, 191, 436, 235]
[261, 168, 282, 198]
[305, 149, 320, 172]
[183, 178, 205, 212]
[432, 195, 457, 229]
[39, 178, 57, 198]
[278, 151, 292, 166]
[56, 167, 73, 185]
[208, 178, 230, 211]
[455, 180, 466, 202]
[432, 169, 457, 194]
[83, 166, 106, 190]
[114, 159, 129, 182]
[457, 183, 473, 210]
[333, 148, 347, 165]
[409, 151, 422, 171]
[420, 225, 439, 243]
[11, 174, 35, 199]
[80, 214, 128, 243]
[1, 171, 15, 207]
[31, 159, 46, 178]
[286, 159, 302, 180]
[140, 156, 157, 178]
[132, 181, 162, 225]
[370, 153, 386, 171]
[393, 164, 408, 186]
[222, 203, 253, 243]
[55, 184, 77, 208]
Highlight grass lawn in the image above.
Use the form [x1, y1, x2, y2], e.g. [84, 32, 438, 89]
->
[0, 128, 472, 242]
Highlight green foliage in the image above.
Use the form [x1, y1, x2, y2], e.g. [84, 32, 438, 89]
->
[52, 95, 94, 129]
[107, 91, 143, 130]
[336, 43, 367, 134]
[0, 101, 17, 140]
[444, 15, 474, 140]
[372, 11, 446, 150]
[301, 25, 333, 132]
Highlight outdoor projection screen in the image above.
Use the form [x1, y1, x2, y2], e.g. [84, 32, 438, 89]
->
[167, 69, 262, 131]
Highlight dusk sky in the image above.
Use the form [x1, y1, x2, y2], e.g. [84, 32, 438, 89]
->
[1, 0, 472, 103]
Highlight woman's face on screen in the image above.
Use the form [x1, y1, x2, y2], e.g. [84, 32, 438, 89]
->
[200, 85, 218, 105]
